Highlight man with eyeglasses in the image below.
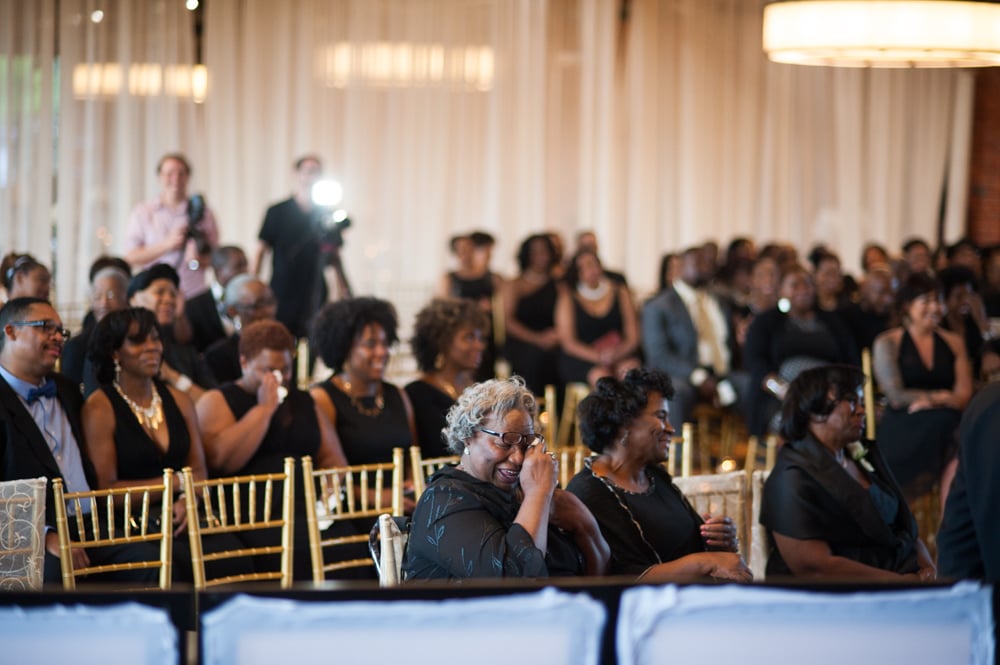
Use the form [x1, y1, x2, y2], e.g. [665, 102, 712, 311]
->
[203, 275, 278, 383]
[0, 297, 158, 585]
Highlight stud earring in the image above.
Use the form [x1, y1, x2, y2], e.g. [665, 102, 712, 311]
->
[434, 353, 445, 370]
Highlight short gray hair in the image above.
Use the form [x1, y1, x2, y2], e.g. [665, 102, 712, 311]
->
[443, 376, 537, 455]
[223, 274, 257, 307]
[90, 266, 129, 297]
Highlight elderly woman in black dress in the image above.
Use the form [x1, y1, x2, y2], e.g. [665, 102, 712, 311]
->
[567, 368, 751, 582]
[760, 365, 936, 580]
[403, 377, 609, 580]
[404, 297, 488, 458]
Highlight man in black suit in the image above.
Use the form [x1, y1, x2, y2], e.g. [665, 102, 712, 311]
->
[937, 381, 1000, 582]
[0, 297, 157, 584]
[184, 245, 247, 352]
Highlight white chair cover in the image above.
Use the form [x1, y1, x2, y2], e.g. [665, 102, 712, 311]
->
[203, 588, 605, 665]
[748, 470, 771, 580]
[617, 583, 994, 665]
[0, 602, 176, 665]
[0, 477, 46, 590]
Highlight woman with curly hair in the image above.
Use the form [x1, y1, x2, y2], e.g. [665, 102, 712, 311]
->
[405, 298, 488, 458]
[309, 297, 417, 509]
[403, 377, 609, 580]
[567, 368, 751, 582]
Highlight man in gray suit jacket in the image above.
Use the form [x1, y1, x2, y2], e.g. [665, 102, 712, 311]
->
[641, 247, 750, 429]
[0, 297, 158, 584]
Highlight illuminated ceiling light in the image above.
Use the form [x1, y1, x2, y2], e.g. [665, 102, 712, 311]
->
[90, 9, 104, 23]
[763, 1, 1000, 67]
[185, 0, 199, 10]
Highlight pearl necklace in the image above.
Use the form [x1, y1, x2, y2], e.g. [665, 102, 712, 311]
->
[577, 278, 610, 301]
[114, 380, 164, 431]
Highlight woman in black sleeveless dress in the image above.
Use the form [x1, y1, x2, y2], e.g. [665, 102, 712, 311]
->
[555, 249, 640, 387]
[873, 273, 972, 502]
[503, 234, 561, 397]
[196, 319, 347, 580]
[83, 307, 250, 582]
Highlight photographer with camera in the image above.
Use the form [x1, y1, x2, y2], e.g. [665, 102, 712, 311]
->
[253, 154, 343, 340]
[125, 153, 219, 299]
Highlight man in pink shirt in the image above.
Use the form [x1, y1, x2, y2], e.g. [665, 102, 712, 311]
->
[125, 153, 219, 298]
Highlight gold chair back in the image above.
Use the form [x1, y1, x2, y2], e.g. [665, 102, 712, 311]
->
[182, 458, 295, 589]
[52, 470, 174, 590]
[302, 448, 405, 582]
[862, 347, 877, 440]
[0, 477, 46, 590]
[556, 382, 591, 448]
[551, 445, 588, 488]
[672, 470, 748, 561]
[409, 446, 460, 500]
[537, 384, 558, 445]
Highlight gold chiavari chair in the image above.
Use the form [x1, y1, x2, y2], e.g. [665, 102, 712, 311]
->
[672, 470, 749, 561]
[536, 384, 558, 445]
[372, 513, 408, 587]
[52, 470, 174, 590]
[302, 449, 405, 582]
[556, 382, 591, 448]
[667, 422, 696, 477]
[409, 446, 460, 500]
[182, 458, 295, 589]
[552, 445, 589, 488]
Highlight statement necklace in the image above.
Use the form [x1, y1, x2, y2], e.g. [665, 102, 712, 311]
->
[114, 380, 164, 431]
[342, 378, 385, 418]
[577, 278, 610, 301]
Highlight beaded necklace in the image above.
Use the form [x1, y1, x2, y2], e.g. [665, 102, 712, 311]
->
[341, 378, 385, 418]
[113, 380, 164, 431]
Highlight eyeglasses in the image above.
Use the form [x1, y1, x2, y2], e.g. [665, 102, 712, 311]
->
[8, 320, 71, 339]
[477, 427, 540, 453]
[840, 391, 865, 414]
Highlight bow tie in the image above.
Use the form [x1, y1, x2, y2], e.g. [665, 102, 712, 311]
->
[27, 380, 57, 404]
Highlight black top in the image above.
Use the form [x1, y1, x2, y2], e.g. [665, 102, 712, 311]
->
[567, 461, 704, 575]
[573, 290, 623, 345]
[447, 272, 495, 301]
[938, 382, 1000, 582]
[60, 327, 96, 396]
[514, 280, 558, 332]
[896, 329, 955, 391]
[184, 288, 227, 353]
[838, 302, 890, 353]
[219, 382, 320, 515]
[743, 308, 859, 435]
[204, 334, 242, 385]
[103, 379, 189, 478]
[402, 465, 584, 580]
[259, 197, 326, 338]
[403, 380, 454, 459]
[316, 380, 412, 465]
[161, 326, 217, 391]
[760, 435, 920, 578]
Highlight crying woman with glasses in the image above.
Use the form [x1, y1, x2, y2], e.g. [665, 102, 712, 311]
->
[402, 376, 609, 580]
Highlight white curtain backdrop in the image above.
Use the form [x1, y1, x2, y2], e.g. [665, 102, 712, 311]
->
[0, 0, 974, 314]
